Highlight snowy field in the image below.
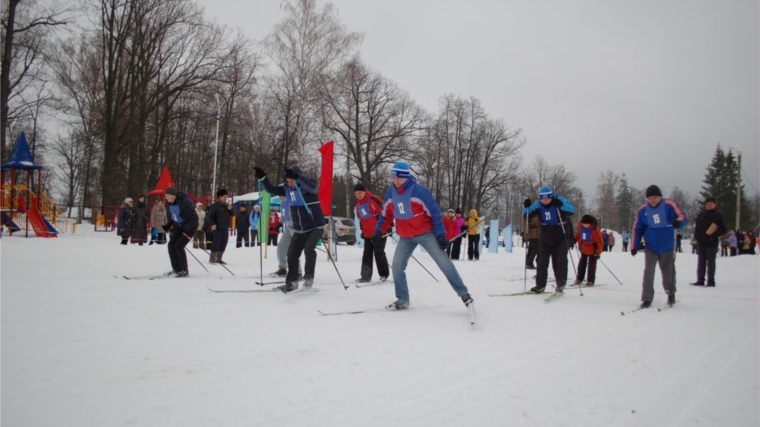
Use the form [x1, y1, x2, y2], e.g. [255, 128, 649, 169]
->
[2, 228, 758, 427]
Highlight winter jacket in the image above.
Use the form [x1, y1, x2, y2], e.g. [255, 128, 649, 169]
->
[117, 204, 134, 237]
[608, 233, 615, 246]
[166, 192, 199, 234]
[631, 198, 687, 254]
[523, 196, 576, 245]
[602, 232, 609, 245]
[575, 221, 603, 256]
[207, 201, 233, 231]
[465, 211, 483, 236]
[236, 209, 250, 232]
[694, 208, 727, 249]
[354, 190, 389, 238]
[150, 204, 167, 229]
[375, 176, 445, 239]
[133, 201, 149, 232]
[269, 214, 280, 235]
[727, 231, 737, 248]
[444, 216, 458, 240]
[259, 165, 326, 232]
[455, 216, 465, 234]
[195, 208, 206, 231]
[249, 210, 261, 230]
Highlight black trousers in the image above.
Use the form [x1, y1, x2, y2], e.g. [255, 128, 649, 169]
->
[451, 236, 463, 259]
[361, 236, 390, 279]
[623, 241, 629, 252]
[536, 238, 568, 288]
[577, 253, 597, 284]
[211, 229, 229, 253]
[467, 234, 480, 260]
[526, 239, 538, 266]
[270, 234, 278, 246]
[168, 230, 191, 272]
[696, 244, 718, 285]
[236, 229, 249, 248]
[286, 228, 323, 285]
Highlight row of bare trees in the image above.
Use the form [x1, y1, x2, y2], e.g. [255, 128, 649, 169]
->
[3, 0, 587, 227]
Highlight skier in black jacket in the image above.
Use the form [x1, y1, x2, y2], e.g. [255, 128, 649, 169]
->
[163, 187, 199, 277]
[691, 197, 727, 287]
[254, 165, 325, 292]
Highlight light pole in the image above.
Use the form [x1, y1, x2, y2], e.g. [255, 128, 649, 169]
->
[731, 146, 741, 229]
[212, 94, 220, 197]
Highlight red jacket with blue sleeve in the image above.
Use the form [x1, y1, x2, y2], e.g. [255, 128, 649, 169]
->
[355, 190, 391, 238]
[375, 177, 446, 239]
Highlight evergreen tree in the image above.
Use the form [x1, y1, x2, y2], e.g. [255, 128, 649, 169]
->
[616, 174, 634, 231]
[700, 145, 753, 229]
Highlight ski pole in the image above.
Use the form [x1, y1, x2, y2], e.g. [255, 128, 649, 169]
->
[555, 206, 581, 296]
[596, 257, 623, 285]
[195, 244, 236, 276]
[390, 234, 439, 283]
[184, 246, 210, 274]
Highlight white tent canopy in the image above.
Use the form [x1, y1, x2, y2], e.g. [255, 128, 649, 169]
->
[233, 192, 281, 204]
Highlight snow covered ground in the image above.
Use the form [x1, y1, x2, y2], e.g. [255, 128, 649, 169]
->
[2, 228, 758, 427]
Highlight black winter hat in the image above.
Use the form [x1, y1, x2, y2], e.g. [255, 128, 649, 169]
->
[580, 214, 595, 225]
[705, 196, 716, 204]
[455, 208, 462, 214]
[645, 185, 662, 198]
[353, 183, 367, 192]
[165, 187, 178, 196]
[216, 188, 228, 197]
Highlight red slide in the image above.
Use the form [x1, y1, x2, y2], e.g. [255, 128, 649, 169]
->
[26, 208, 57, 238]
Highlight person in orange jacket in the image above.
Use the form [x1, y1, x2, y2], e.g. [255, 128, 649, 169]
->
[574, 214, 603, 286]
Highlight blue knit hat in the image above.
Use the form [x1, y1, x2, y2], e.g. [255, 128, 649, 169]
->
[538, 186, 555, 199]
[391, 161, 412, 178]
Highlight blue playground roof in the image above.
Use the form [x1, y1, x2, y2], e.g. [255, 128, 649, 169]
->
[1, 132, 43, 170]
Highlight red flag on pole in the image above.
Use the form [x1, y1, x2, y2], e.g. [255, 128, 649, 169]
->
[318, 141, 334, 217]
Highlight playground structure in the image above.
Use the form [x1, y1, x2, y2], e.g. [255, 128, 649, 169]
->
[1, 132, 67, 238]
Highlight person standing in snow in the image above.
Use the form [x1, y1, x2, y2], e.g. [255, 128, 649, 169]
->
[207, 189, 234, 264]
[691, 196, 727, 287]
[132, 194, 149, 245]
[163, 187, 199, 277]
[607, 231, 616, 252]
[523, 200, 539, 270]
[522, 186, 576, 294]
[353, 183, 392, 283]
[117, 197, 134, 245]
[268, 210, 280, 246]
[254, 165, 325, 292]
[574, 214, 603, 286]
[443, 209, 459, 258]
[150, 199, 167, 245]
[192, 202, 206, 249]
[465, 209, 483, 260]
[249, 205, 261, 247]
[451, 209, 465, 260]
[373, 161, 473, 310]
[622, 230, 631, 252]
[235, 204, 250, 248]
[631, 184, 688, 307]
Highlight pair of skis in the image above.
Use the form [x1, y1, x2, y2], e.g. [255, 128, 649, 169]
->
[621, 302, 677, 315]
[319, 302, 477, 325]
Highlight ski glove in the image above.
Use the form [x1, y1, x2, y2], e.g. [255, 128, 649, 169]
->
[594, 254, 601, 260]
[371, 232, 382, 245]
[672, 219, 681, 228]
[284, 168, 297, 179]
[437, 235, 449, 250]
[552, 198, 563, 208]
[161, 224, 171, 233]
[253, 167, 266, 180]
[630, 249, 638, 257]
[523, 198, 531, 208]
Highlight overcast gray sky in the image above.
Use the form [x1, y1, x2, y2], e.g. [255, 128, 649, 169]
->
[198, 0, 759, 200]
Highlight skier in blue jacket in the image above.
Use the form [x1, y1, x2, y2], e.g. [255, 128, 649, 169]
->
[522, 186, 576, 294]
[631, 184, 688, 308]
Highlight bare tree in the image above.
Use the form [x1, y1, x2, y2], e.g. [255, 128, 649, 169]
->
[1, 0, 68, 161]
[320, 56, 422, 188]
[595, 170, 619, 229]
